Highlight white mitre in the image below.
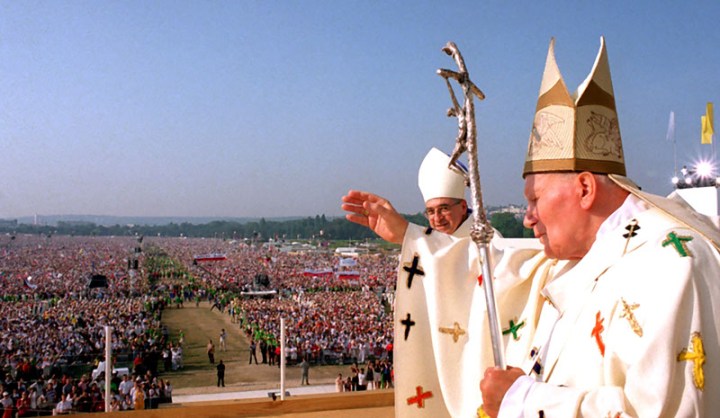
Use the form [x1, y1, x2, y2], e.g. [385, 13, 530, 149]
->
[418, 147, 467, 202]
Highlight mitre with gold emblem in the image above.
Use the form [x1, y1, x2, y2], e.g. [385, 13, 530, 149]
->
[524, 37, 720, 251]
[523, 36, 625, 177]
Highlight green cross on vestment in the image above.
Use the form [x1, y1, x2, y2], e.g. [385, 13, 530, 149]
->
[662, 231, 694, 257]
[502, 319, 526, 341]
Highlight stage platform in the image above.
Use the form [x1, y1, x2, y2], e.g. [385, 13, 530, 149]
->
[68, 388, 394, 418]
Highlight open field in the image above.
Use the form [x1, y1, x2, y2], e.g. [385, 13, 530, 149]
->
[160, 301, 354, 396]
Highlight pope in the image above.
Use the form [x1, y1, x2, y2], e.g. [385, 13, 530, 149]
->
[343, 36, 720, 418]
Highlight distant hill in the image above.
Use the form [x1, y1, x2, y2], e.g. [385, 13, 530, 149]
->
[0, 207, 529, 240]
[3, 205, 526, 228]
[10, 214, 307, 227]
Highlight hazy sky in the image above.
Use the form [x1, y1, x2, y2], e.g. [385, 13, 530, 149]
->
[2, 1, 719, 218]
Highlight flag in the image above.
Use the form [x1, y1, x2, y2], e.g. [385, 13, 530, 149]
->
[666, 111, 675, 143]
[339, 257, 357, 267]
[702, 102, 714, 144]
[194, 253, 226, 262]
[24, 276, 38, 290]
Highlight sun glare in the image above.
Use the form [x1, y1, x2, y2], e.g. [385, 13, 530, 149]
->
[695, 160, 715, 178]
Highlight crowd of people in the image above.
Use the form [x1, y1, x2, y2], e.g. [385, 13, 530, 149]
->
[0, 232, 398, 415]
[149, 236, 398, 369]
[334, 360, 394, 393]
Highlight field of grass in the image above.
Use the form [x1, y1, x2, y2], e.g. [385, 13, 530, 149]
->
[160, 301, 351, 395]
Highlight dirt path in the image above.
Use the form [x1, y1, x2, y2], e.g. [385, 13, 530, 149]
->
[160, 301, 349, 395]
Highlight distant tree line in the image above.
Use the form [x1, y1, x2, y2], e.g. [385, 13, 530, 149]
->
[0, 212, 531, 241]
[489, 212, 535, 239]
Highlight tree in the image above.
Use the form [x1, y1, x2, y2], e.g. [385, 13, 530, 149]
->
[489, 212, 525, 238]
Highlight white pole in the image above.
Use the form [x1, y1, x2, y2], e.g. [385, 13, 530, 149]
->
[280, 317, 286, 401]
[104, 325, 112, 412]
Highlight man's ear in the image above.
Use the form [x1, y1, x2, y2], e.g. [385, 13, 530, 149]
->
[576, 172, 597, 210]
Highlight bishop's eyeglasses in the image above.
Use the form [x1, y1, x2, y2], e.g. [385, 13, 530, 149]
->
[424, 200, 462, 218]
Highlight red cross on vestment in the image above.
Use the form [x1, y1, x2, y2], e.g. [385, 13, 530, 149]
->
[406, 385, 433, 408]
[591, 311, 606, 356]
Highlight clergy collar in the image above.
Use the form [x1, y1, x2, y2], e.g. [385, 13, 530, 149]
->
[540, 198, 647, 313]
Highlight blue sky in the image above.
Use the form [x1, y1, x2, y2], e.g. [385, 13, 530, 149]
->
[1, 1, 719, 218]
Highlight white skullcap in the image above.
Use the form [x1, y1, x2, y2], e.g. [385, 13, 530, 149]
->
[418, 147, 467, 202]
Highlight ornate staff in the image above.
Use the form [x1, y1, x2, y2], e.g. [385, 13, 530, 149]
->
[437, 42, 506, 369]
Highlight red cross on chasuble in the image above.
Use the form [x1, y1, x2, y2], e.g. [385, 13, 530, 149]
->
[406, 386, 433, 408]
[591, 311, 606, 356]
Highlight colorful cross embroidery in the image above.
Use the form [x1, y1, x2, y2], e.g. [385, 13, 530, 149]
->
[406, 385, 433, 408]
[439, 322, 466, 343]
[622, 219, 640, 254]
[662, 231, 694, 257]
[619, 298, 643, 337]
[502, 318, 526, 341]
[400, 313, 416, 341]
[402, 254, 425, 289]
[677, 332, 705, 390]
[591, 311, 606, 356]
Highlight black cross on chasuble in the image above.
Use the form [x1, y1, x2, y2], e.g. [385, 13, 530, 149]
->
[623, 219, 640, 239]
[401, 313, 416, 340]
[403, 254, 425, 289]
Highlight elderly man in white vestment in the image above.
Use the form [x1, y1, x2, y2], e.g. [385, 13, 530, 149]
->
[343, 37, 720, 418]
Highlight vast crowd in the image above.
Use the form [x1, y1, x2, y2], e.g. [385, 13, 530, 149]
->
[0, 233, 398, 415]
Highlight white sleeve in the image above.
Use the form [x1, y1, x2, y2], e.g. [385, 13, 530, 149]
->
[497, 376, 535, 418]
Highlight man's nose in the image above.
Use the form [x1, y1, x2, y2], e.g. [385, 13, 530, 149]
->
[523, 209, 536, 229]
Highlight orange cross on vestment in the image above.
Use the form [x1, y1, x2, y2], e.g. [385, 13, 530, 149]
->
[406, 385, 433, 408]
[591, 311, 606, 356]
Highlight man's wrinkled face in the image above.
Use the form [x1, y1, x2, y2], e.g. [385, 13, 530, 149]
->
[424, 197, 467, 234]
[523, 173, 585, 260]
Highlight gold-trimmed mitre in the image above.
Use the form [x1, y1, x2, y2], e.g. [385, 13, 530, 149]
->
[523, 37, 626, 177]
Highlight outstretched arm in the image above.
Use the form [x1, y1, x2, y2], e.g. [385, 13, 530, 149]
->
[341, 190, 409, 244]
